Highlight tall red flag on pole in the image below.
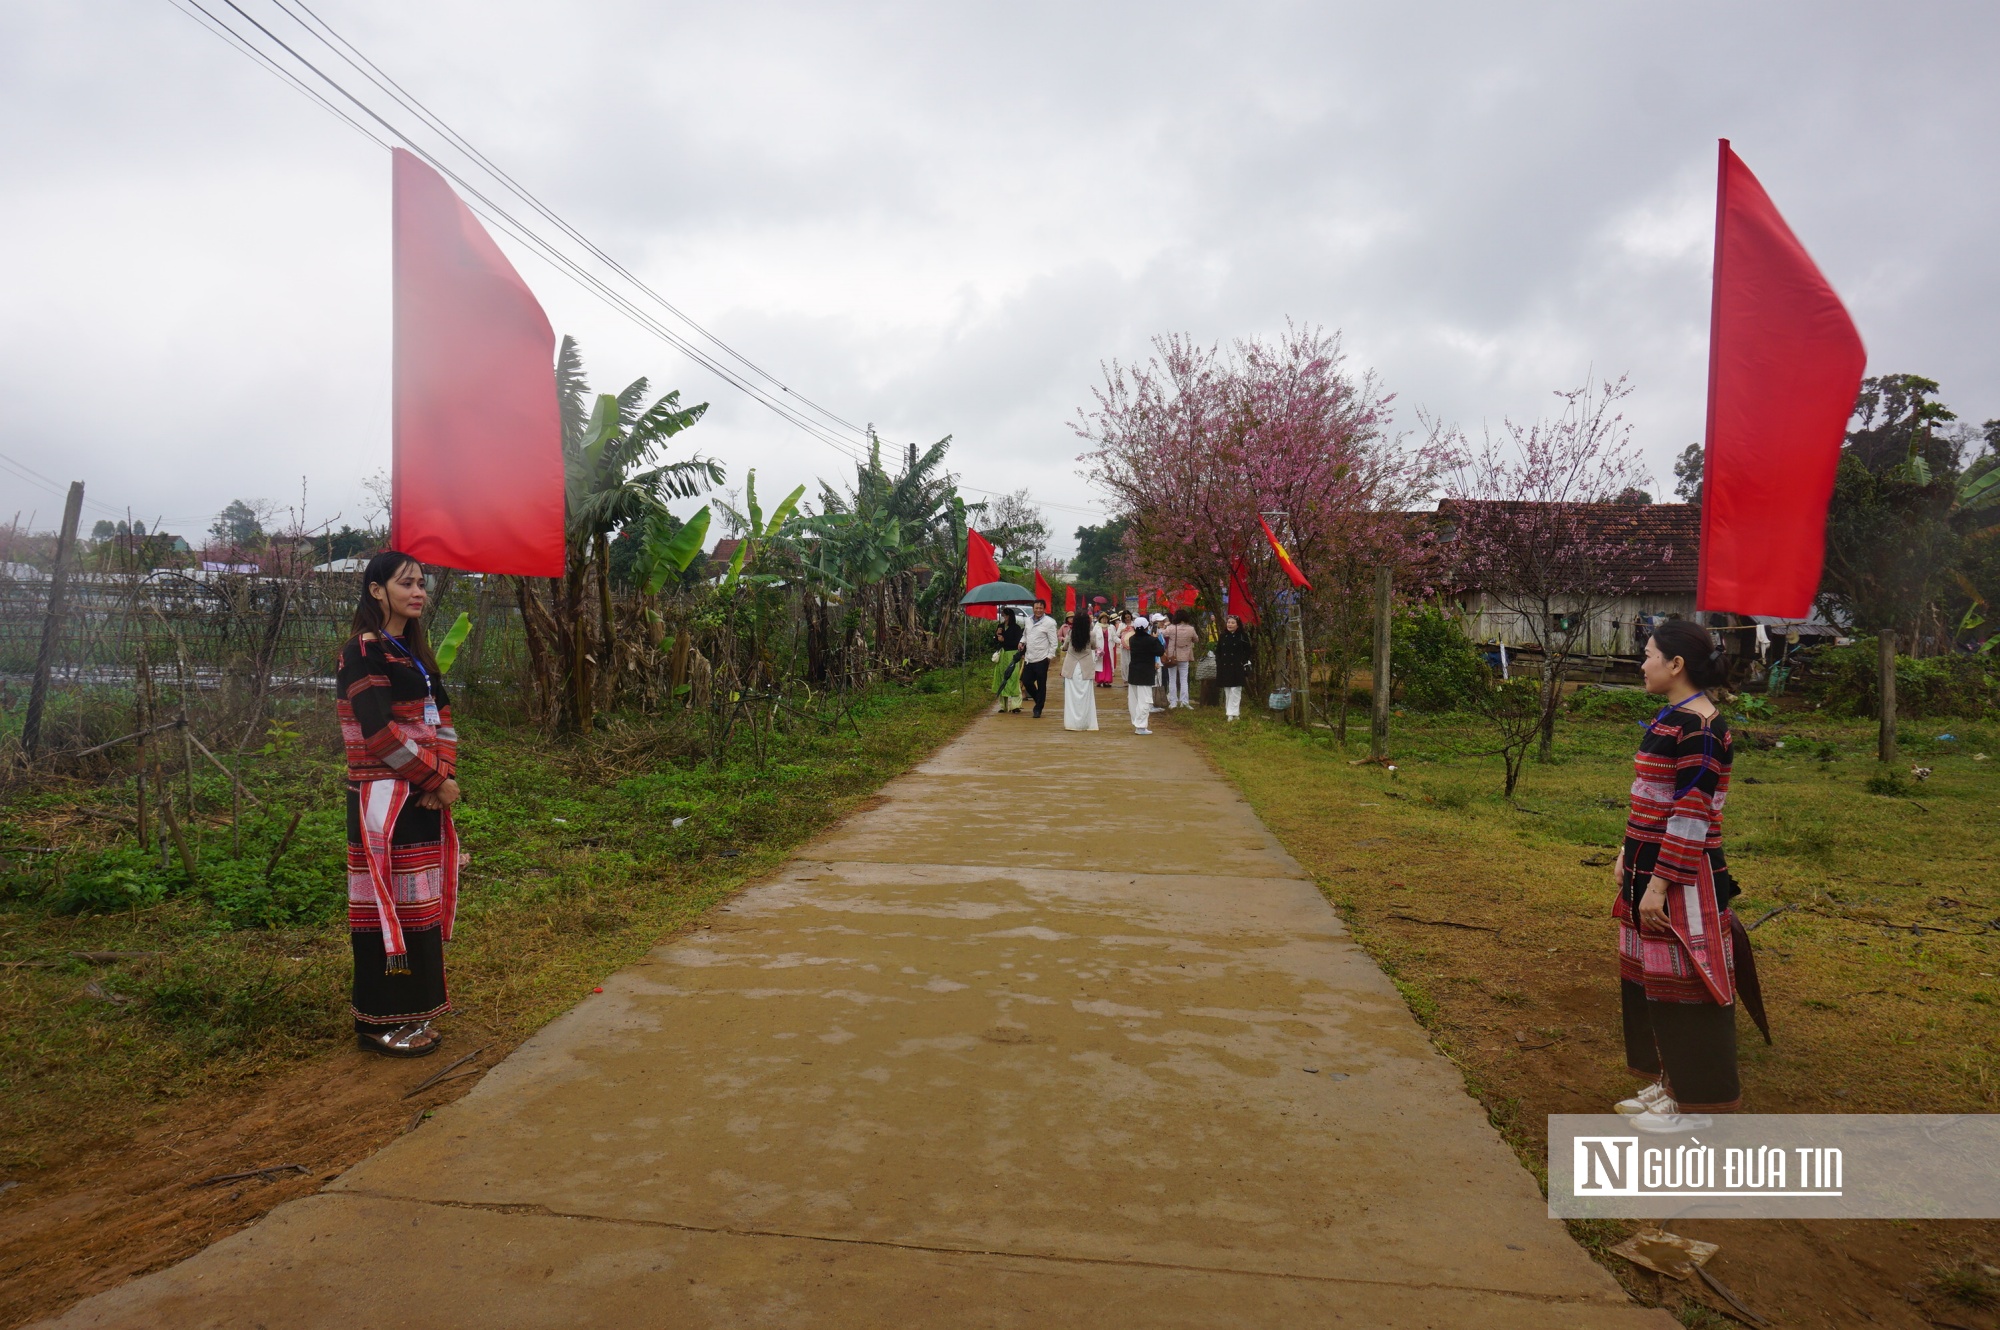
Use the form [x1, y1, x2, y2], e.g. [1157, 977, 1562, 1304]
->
[1226, 556, 1260, 626]
[1257, 515, 1312, 591]
[1696, 140, 1866, 618]
[1064, 584, 1077, 614]
[390, 149, 564, 575]
[1033, 568, 1055, 613]
[964, 528, 1001, 619]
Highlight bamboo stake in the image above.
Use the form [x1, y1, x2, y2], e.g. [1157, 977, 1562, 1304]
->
[158, 794, 198, 883]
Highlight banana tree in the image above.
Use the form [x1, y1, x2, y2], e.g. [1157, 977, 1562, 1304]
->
[554, 335, 721, 731]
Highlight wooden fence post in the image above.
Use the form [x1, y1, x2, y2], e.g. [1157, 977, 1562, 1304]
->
[1370, 566, 1392, 760]
[22, 480, 85, 761]
[1878, 630, 1897, 765]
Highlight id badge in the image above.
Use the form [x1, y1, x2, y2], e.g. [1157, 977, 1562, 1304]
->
[424, 698, 440, 726]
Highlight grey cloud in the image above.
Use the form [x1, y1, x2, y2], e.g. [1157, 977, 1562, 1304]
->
[3, 1, 1994, 551]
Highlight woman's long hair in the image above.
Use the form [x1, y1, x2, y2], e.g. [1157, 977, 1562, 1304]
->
[1070, 608, 1093, 652]
[351, 550, 439, 673]
[1648, 618, 1728, 690]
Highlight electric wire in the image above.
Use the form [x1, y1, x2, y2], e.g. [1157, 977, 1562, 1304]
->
[184, 0, 869, 465]
[270, 0, 871, 446]
[159, 1, 1113, 534]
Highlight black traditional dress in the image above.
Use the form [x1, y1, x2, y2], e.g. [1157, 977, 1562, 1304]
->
[1214, 628, 1254, 688]
[1615, 702, 1748, 1111]
[335, 634, 460, 1033]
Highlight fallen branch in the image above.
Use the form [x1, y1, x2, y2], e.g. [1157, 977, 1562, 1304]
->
[69, 807, 138, 828]
[1745, 904, 1794, 932]
[1695, 1264, 1768, 1326]
[402, 1045, 489, 1099]
[1387, 913, 1500, 933]
[181, 727, 263, 807]
[189, 1163, 308, 1188]
[264, 810, 303, 883]
[66, 718, 184, 760]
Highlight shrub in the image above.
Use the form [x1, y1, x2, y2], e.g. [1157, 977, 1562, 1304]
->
[1567, 687, 1660, 722]
[1392, 605, 1490, 712]
[49, 845, 176, 914]
[1797, 640, 2000, 718]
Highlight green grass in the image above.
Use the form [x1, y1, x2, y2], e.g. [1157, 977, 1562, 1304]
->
[0, 667, 989, 1176]
[1177, 702, 2000, 1124]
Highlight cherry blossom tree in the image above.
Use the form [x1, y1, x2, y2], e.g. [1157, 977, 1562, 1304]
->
[1075, 323, 1438, 730]
[1432, 376, 1664, 762]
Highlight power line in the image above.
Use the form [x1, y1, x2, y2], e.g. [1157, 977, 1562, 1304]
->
[159, 2, 1115, 532]
[271, 0, 871, 446]
[185, 0, 874, 467]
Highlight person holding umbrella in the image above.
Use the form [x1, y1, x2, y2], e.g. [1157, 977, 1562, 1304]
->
[992, 607, 1025, 712]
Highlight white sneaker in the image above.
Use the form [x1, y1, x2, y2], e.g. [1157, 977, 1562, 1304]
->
[1631, 1103, 1714, 1134]
[1613, 1082, 1670, 1115]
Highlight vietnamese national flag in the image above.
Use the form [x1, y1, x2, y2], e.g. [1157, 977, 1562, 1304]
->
[389, 149, 564, 576]
[1064, 584, 1077, 614]
[1226, 557, 1260, 626]
[1258, 516, 1312, 590]
[1696, 140, 1866, 619]
[1033, 568, 1055, 613]
[964, 528, 1001, 619]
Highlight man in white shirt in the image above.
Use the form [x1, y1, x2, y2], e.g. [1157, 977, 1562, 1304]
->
[1020, 600, 1061, 718]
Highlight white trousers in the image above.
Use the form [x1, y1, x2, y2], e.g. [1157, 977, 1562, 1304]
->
[1223, 685, 1242, 719]
[1128, 684, 1153, 731]
[1164, 661, 1191, 707]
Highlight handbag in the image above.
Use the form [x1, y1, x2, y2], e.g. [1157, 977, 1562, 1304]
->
[1195, 652, 1217, 681]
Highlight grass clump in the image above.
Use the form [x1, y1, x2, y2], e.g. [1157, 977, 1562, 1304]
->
[0, 667, 988, 1177]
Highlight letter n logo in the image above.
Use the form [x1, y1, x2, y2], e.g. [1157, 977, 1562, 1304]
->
[1574, 1137, 1639, 1195]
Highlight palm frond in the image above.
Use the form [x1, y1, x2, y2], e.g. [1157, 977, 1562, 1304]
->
[556, 336, 592, 451]
[615, 377, 652, 429]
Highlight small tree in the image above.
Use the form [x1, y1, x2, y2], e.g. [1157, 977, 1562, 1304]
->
[1473, 674, 1544, 797]
[1436, 376, 1662, 763]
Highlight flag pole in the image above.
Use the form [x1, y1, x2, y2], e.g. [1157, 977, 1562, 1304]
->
[1694, 137, 1730, 619]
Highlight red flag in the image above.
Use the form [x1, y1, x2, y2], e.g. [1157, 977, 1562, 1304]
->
[1138, 590, 1150, 614]
[389, 149, 563, 576]
[1697, 140, 1866, 618]
[1064, 583, 1077, 613]
[964, 528, 1001, 619]
[1033, 568, 1055, 613]
[1227, 557, 1260, 626]
[1176, 582, 1199, 609]
[1258, 516, 1311, 590]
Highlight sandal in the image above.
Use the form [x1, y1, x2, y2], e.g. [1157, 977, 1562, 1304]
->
[357, 1021, 442, 1058]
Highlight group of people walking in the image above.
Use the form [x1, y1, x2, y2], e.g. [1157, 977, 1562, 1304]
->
[330, 554, 1760, 1134]
[989, 601, 1258, 734]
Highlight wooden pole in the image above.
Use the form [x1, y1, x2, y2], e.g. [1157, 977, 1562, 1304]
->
[21, 480, 85, 760]
[1288, 602, 1307, 726]
[1877, 630, 1897, 765]
[1370, 566, 1392, 760]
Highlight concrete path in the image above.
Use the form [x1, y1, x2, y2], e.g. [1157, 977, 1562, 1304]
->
[41, 680, 1669, 1328]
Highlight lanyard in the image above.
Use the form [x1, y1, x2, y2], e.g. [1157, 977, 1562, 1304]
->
[383, 633, 431, 691]
[383, 633, 440, 726]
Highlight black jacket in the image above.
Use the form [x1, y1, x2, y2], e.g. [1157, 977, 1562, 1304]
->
[1125, 629, 1162, 686]
[997, 620, 1024, 652]
[1215, 628, 1253, 687]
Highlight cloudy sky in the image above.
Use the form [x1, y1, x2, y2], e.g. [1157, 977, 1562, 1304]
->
[3, 1, 1994, 555]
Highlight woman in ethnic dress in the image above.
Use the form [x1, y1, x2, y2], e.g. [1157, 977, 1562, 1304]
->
[337, 552, 462, 1057]
[992, 607, 1025, 713]
[1215, 614, 1254, 721]
[1611, 618, 1766, 1129]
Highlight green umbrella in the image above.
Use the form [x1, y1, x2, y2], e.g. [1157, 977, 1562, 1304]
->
[959, 580, 1038, 607]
